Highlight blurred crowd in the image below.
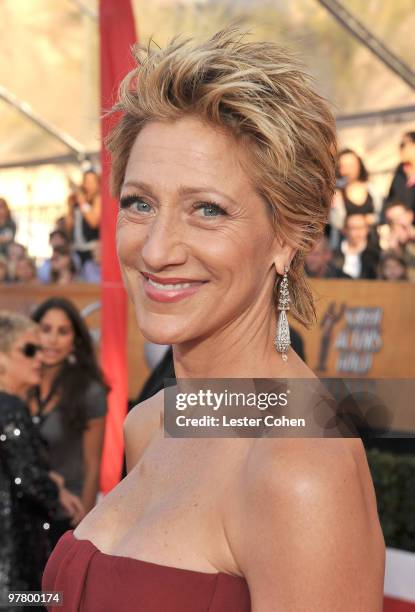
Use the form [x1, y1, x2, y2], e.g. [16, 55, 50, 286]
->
[306, 131, 415, 282]
[0, 170, 101, 286]
[1, 132, 415, 286]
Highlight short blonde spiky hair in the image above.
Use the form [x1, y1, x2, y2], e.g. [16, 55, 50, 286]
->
[0, 311, 37, 354]
[107, 27, 337, 327]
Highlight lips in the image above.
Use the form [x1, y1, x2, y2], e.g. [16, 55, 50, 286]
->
[141, 272, 207, 303]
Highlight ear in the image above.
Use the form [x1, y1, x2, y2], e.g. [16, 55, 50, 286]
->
[271, 236, 297, 276]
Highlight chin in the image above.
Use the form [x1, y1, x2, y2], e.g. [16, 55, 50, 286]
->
[135, 310, 199, 346]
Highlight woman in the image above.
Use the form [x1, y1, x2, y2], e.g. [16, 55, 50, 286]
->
[378, 250, 408, 281]
[14, 256, 39, 285]
[29, 298, 109, 548]
[0, 312, 83, 606]
[43, 29, 385, 611]
[0, 198, 16, 256]
[0, 255, 8, 283]
[65, 171, 101, 265]
[330, 149, 381, 246]
[5, 242, 27, 283]
[50, 245, 78, 284]
[383, 131, 415, 216]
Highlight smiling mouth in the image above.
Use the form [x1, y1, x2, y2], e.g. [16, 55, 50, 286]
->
[43, 349, 61, 357]
[141, 273, 208, 302]
[147, 278, 199, 290]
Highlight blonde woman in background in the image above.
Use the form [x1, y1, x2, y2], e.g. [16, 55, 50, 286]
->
[0, 312, 83, 606]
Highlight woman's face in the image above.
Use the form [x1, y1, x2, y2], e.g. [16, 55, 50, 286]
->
[338, 153, 360, 181]
[117, 116, 284, 346]
[51, 252, 71, 273]
[382, 258, 406, 281]
[7, 243, 25, 262]
[82, 172, 99, 197]
[38, 308, 75, 366]
[400, 135, 415, 174]
[0, 328, 42, 392]
[15, 258, 36, 282]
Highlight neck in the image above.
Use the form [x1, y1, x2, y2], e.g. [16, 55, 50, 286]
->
[172, 303, 290, 380]
[40, 362, 62, 391]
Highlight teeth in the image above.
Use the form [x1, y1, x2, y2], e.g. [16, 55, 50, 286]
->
[147, 278, 195, 290]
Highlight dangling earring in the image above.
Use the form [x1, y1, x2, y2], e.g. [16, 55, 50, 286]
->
[67, 352, 77, 365]
[274, 265, 291, 361]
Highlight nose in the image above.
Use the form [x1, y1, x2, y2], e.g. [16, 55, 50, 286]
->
[42, 330, 59, 346]
[141, 210, 188, 271]
[33, 350, 43, 365]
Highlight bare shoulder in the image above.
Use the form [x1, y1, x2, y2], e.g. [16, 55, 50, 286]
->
[227, 438, 385, 611]
[245, 438, 380, 524]
[123, 390, 163, 472]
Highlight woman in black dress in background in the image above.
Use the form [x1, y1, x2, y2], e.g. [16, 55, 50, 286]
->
[0, 311, 83, 609]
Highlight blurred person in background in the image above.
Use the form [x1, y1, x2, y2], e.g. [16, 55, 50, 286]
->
[333, 213, 380, 279]
[0, 198, 17, 257]
[378, 201, 415, 280]
[38, 230, 81, 284]
[5, 242, 27, 282]
[65, 171, 101, 266]
[0, 255, 9, 283]
[383, 131, 415, 217]
[50, 246, 79, 285]
[305, 235, 351, 279]
[0, 312, 83, 604]
[14, 256, 38, 285]
[29, 298, 109, 547]
[80, 240, 101, 283]
[378, 251, 408, 281]
[53, 216, 71, 237]
[329, 149, 381, 248]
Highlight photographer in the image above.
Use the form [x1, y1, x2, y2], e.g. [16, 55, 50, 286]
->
[65, 171, 101, 266]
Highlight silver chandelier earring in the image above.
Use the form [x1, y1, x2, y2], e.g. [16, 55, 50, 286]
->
[274, 265, 291, 361]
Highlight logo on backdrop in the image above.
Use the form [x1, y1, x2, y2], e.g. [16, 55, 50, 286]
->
[316, 303, 383, 375]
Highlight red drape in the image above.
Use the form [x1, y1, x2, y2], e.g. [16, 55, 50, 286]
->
[99, 0, 137, 493]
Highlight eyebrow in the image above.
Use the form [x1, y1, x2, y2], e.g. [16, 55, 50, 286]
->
[121, 180, 239, 207]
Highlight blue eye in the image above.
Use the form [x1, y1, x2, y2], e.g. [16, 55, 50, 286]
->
[194, 202, 226, 217]
[119, 195, 153, 213]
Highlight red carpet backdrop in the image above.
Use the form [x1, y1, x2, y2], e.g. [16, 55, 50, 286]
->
[99, 0, 137, 493]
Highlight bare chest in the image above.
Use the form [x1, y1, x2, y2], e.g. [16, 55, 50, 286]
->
[75, 435, 247, 573]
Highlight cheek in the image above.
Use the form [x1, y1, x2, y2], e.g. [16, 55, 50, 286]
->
[116, 217, 145, 268]
[60, 332, 75, 353]
[116, 222, 144, 298]
[39, 331, 50, 347]
[9, 356, 28, 380]
[199, 223, 274, 292]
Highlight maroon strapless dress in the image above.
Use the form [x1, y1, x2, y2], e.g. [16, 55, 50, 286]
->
[42, 530, 251, 611]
